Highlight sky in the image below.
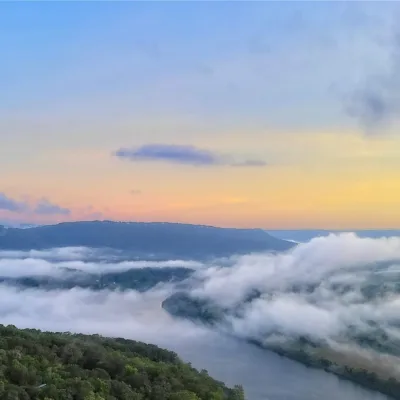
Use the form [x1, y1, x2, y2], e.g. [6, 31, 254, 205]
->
[2, 1, 400, 229]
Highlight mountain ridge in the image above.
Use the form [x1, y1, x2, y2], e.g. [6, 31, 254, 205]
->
[0, 220, 294, 260]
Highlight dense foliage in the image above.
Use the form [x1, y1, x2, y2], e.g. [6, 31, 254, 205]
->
[0, 324, 245, 400]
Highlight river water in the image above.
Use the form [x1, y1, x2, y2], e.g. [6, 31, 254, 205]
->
[165, 333, 391, 400]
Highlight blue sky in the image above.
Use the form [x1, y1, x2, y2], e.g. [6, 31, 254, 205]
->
[2, 1, 385, 123]
[2, 1, 400, 228]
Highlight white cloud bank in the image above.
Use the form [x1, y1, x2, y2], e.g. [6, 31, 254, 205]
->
[0, 248, 203, 278]
[0, 285, 212, 346]
[1, 233, 400, 372]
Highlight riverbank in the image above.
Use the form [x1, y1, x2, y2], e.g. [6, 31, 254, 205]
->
[166, 330, 391, 400]
[162, 293, 400, 399]
[252, 340, 400, 399]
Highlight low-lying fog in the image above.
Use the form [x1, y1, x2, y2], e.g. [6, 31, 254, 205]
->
[1, 233, 399, 399]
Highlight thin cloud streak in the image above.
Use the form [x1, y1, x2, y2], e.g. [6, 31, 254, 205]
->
[114, 144, 267, 167]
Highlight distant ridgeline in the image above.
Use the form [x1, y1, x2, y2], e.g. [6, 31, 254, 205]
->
[0, 221, 294, 260]
[0, 324, 245, 400]
[0, 221, 293, 293]
[0, 268, 194, 292]
[267, 229, 400, 242]
[161, 292, 400, 400]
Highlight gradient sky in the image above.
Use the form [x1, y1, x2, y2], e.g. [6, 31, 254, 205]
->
[2, 1, 400, 229]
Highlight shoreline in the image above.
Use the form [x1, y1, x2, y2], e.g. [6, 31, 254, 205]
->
[248, 340, 400, 400]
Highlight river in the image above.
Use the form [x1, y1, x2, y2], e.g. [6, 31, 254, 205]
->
[164, 333, 391, 400]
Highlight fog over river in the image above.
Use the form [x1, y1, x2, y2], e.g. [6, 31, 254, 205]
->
[0, 283, 390, 400]
[2, 234, 400, 399]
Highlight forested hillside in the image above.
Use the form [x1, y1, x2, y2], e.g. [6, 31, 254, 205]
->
[0, 325, 245, 400]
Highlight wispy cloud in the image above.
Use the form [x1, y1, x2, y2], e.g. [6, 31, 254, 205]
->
[231, 160, 268, 167]
[0, 193, 27, 212]
[114, 144, 267, 167]
[345, 33, 400, 133]
[115, 144, 218, 166]
[0, 193, 70, 216]
[34, 199, 71, 216]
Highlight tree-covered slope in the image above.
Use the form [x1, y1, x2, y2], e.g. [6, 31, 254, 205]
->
[0, 221, 293, 259]
[0, 324, 244, 400]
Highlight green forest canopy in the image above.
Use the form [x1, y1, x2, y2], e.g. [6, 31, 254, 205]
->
[0, 324, 245, 400]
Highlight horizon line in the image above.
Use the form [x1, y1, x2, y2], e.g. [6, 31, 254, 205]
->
[2, 219, 400, 232]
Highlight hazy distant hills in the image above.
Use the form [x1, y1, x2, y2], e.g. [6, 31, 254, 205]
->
[0, 267, 194, 292]
[0, 220, 293, 259]
[267, 229, 400, 243]
[0, 223, 39, 229]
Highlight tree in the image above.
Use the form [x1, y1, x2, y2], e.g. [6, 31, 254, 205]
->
[169, 390, 200, 400]
[0, 324, 246, 400]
